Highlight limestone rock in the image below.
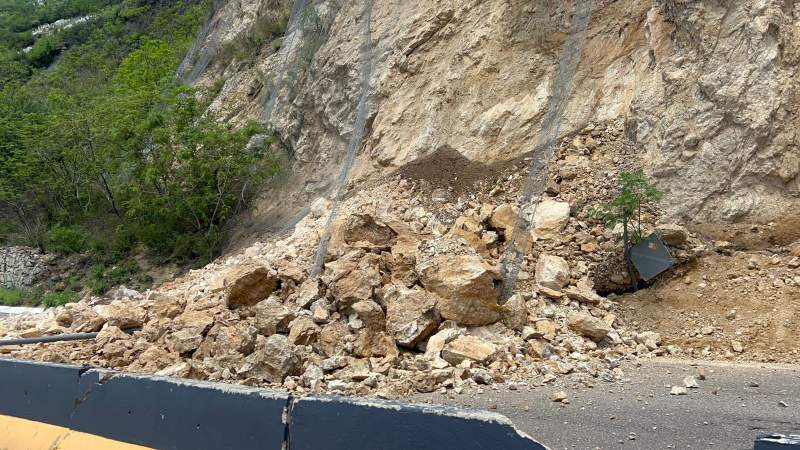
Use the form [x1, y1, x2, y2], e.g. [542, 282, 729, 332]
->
[535, 254, 569, 291]
[165, 328, 205, 354]
[533, 200, 570, 240]
[350, 300, 386, 331]
[223, 265, 279, 308]
[489, 204, 518, 231]
[416, 238, 501, 326]
[501, 294, 527, 331]
[568, 313, 611, 342]
[254, 298, 295, 335]
[288, 317, 320, 346]
[353, 329, 398, 358]
[383, 285, 440, 348]
[424, 328, 462, 358]
[239, 334, 300, 383]
[94, 301, 147, 329]
[441, 335, 498, 365]
[656, 224, 689, 246]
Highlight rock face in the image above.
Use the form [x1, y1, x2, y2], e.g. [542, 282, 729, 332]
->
[0, 247, 48, 288]
[416, 238, 501, 326]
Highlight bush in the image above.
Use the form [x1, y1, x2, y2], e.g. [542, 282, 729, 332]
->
[42, 290, 79, 308]
[0, 287, 43, 306]
[88, 260, 146, 294]
[217, 14, 287, 66]
[47, 225, 89, 255]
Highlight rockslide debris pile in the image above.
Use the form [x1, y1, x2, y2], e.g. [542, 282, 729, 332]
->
[0, 126, 707, 397]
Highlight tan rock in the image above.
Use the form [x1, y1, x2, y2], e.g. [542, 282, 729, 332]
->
[533, 200, 570, 240]
[424, 328, 462, 358]
[533, 319, 558, 340]
[416, 241, 501, 326]
[165, 328, 205, 354]
[449, 216, 487, 254]
[568, 312, 611, 341]
[655, 223, 689, 246]
[239, 334, 300, 383]
[489, 204, 518, 230]
[384, 285, 441, 348]
[316, 321, 351, 357]
[148, 292, 184, 319]
[254, 298, 295, 335]
[328, 254, 382, 308]
[535, 254, 570, 291]
[501, 294, 527, 331]
[341, 214, 397, 248]
[223, 265, 279, 308]
[441, 335, 498, 365]
[288, 317, 320, 346]
[94, 301, 147, 329]
[350, 300, 386, 331]
[354, 329, 398, 358]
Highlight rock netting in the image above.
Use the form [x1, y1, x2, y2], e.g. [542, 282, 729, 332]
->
[0, 247, 49, 288]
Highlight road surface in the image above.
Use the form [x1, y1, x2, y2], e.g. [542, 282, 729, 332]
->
[414, 359, 800, 450]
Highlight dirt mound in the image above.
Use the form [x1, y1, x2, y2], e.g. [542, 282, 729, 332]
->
[619, 252, 800, 364]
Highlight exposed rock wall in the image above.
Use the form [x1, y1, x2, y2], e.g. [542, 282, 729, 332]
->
[189, 0, 800, 243]
[0, 247, 48, 288]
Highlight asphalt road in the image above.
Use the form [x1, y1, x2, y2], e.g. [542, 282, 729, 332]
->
[414, 359, 800, 450]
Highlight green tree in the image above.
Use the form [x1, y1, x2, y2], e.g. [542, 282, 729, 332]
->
[588, 170, 662, 245]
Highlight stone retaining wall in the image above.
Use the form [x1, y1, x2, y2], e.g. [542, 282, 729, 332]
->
[0, 247, 48, 288]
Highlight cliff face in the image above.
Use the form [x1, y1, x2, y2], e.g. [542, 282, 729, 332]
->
[183, 0, 800, 241]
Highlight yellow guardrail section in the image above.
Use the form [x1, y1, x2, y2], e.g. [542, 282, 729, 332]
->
[0, 414, 152, 450]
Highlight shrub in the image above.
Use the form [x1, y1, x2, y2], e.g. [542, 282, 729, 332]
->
[0, 287, 43, 306]
[46, 225, 89, 255]
[42, 290, 80, 308]
[588, 170, 662, 245]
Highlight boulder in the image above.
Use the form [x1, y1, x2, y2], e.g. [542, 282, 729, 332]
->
[328, 254, 382, 308]
[635, 331, 662, 350]
[206, 323, 257, 356]
[341, 214, 397, 248]
[254, 298, 295, 335]
[424, 328, 462, 358]
[567, 312, 611, 341]
[655, 223, 689, 246]
[292, 279, 324, 309]
[316, 321, 351, 357]
[148, 292, 184, 319]
[441, 335, 498, 365]
[350, 300, 386, 331]
[489, 204, 518, 231]
[535, 254, 570, 291]
[383, 285, 441, 348]
[239, 334, 300, 383]
[165, 328, 205, 354]
[449, 216, 487, 254]
[416, 239, 501, 326]
[501, 294, 527, 331]
[533, 200, 570, 239]
[94, 301, 147, 329]
[223, 265, 279, 308]
[353, 329, 398, 358]
[288, 317, 320, 346]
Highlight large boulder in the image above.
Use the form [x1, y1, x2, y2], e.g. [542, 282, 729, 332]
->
[535, 254, 570, 291]
[532, 200, 570, 240]
[567, 312, 611, 341]
[288, 317, 320, 346]
[223, 265, 280, 308]
[416, 237, 501, 326]
[441, 335, 498, 365]
[353, 329, 398, 358]
[326, 252, 382, 308]
[501, 294, 527, 331]
[383, 285, 441, 348]
[239, 334, 300, 383]
[94, 301, 147, 329]
[489, 204, 518, 231]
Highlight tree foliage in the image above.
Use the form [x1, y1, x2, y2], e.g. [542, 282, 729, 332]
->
[588, 170, 662, 245]
[0, 0, 279, 266]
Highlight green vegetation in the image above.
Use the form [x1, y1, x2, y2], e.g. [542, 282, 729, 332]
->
[588, 170, 662, 245]
[0, 0, 281, 297]
[218, 13, 287, 66]
[42, 289, 80, 308]
[0, 287, 43, 306]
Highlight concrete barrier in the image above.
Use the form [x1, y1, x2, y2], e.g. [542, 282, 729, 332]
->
[756, 434, 800, 449]
[0, 358, 547, 450]
[290, 395, 548, 450]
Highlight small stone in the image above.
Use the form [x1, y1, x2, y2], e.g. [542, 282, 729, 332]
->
[731, 341, 744, 353]
[550, 391, 567, 402]
[670, 386, 688, 396]
[683, 376, 698, 389]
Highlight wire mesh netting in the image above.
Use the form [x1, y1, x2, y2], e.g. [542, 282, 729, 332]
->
[497, 0, 594, 302]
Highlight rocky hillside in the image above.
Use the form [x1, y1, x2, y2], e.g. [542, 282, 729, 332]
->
[179, 0, 799, 243]
[1, 0, 799, 399]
